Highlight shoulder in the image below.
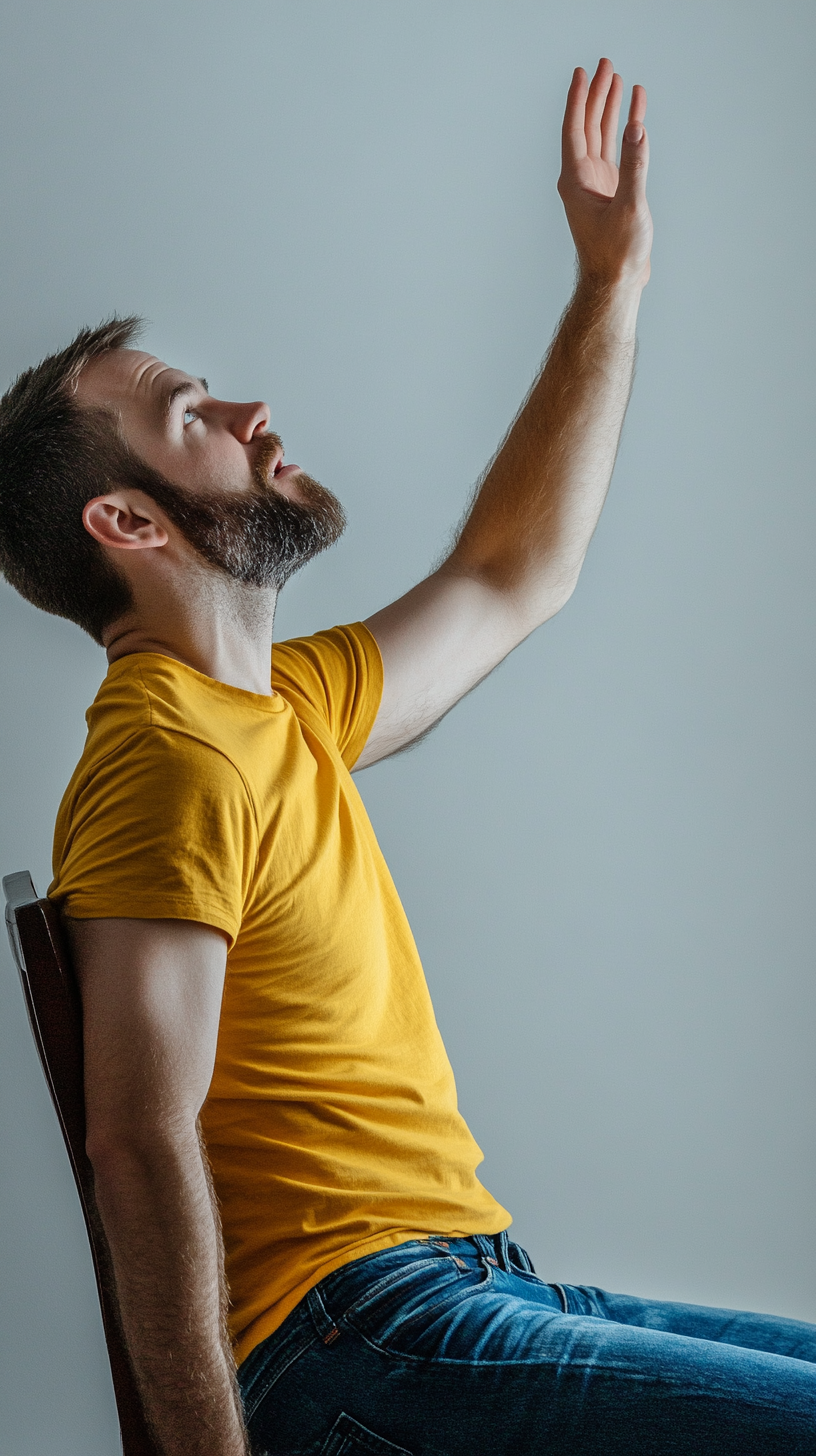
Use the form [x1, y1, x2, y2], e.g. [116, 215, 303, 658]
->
[51, 693, 257, 946]
[58, 657, 259, 847]
[83, 653, 263, 789]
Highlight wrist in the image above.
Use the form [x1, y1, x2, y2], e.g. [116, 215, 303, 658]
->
[573, 271, 644, 335]
[574, 266, 644, 301]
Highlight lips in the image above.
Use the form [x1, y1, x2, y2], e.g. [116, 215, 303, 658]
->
[255, 435, 301, 487]
[268, 448, 300, 478]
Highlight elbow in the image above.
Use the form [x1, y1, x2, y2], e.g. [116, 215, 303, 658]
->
[540, 572, 580, 620]
[85, 1115, 193, 1184]
[506, 569, 581, 637]
[85, 1124, 148, 1184]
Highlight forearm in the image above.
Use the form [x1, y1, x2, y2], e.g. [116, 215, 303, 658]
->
[91, 1127, 248, 1456]
[449, 275, 642, 630]
[357, 64, 653, 764]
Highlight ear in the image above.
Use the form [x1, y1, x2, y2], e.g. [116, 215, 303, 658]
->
[82, 493, 169, 552]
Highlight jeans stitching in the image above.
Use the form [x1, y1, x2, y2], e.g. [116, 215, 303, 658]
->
[346, 1262, 505, 1354]
[241, 1328, 318, 1421]
[330, 1255, 453, 1323]
[322, 1412, 414, 1455]
[352, 1263, 489, 1322]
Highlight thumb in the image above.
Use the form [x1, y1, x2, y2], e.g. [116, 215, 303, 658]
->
[617, 120, 649, 203]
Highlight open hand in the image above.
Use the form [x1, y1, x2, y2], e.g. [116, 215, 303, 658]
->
[557, 58, 653, 289]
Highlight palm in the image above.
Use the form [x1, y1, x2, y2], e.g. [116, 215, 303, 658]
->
[573, 153, 620, 202]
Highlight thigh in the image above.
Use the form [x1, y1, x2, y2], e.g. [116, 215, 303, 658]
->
[246, 1248, 816, 1456]
[560, 1283, 816, 1363]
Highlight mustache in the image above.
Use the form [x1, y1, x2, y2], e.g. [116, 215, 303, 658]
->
[252, 431, 286, 491]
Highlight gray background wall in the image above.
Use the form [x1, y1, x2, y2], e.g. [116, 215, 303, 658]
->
[1, 1, 814, 1449]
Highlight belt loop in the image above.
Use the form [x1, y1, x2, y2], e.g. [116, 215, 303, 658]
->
[306, 1285, 340, 1344]
[551, 1282, 569, 1313]
[496, 1230, 512, 1272]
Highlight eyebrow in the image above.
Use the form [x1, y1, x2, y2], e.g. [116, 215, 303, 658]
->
[158, 376, 209, 423]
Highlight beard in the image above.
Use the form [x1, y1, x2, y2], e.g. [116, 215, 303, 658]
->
[140, 433, 346, 589]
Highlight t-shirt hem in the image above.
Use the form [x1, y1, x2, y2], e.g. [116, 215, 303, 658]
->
[50, 894, 240, 947]
[234, 1214, 513, 1367]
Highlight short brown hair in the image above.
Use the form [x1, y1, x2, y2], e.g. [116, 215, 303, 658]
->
[0, 316, 146, 643]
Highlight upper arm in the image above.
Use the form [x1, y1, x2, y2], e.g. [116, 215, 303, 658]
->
[67, 917, 228, 1156]
[357, 564, 528, 768]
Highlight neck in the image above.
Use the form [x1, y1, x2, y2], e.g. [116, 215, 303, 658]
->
[105, 566, 279, 696]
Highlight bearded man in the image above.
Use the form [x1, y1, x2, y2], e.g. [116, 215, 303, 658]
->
[1, 60, 814, 1456]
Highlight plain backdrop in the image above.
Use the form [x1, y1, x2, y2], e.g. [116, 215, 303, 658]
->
[1, 2, 814, 1450]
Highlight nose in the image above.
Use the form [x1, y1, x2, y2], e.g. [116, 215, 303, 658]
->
[218, 399, 271, 443]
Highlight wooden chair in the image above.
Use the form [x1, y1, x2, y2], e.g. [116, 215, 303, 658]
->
[3, 870, 161, 1456]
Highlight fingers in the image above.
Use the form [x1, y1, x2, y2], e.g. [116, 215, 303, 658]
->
[562, 62, 648, 179]
[600, 72, 624, 163]
[618, 105, 650, 201]
[627, 83, 647, 128]
[561, 66, 589, 165]
[584, 57, 615, 158]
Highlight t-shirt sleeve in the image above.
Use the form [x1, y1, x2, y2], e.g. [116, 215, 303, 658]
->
[49, 728, 257, 946]
[270, 622, 383, 768]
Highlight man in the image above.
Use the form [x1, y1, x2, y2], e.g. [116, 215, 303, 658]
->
[1, 59, 814, 1456]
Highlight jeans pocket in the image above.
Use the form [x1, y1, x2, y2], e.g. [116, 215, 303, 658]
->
[347, 1253, 490, 1353]
[319, 1411, 413, 1455]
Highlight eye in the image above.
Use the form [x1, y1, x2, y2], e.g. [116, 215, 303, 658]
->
[183, 407, 198, 426]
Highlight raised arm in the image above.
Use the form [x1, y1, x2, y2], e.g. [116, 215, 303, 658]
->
[67, 916, 248, 1456]
[357, 59, 652, 768]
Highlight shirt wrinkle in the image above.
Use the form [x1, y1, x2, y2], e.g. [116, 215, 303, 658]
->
[49, 623, 509, 1368]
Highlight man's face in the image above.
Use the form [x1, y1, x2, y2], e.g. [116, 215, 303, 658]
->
[75, 349, 345, 587]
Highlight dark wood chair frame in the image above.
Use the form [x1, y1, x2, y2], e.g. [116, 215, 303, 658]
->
[3, 870, 161, 1456]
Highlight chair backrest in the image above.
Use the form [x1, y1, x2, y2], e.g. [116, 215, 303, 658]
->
[3, 871, 161, 1456]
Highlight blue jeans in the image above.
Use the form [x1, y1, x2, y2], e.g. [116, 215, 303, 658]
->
[238, 1233, 816, 1454]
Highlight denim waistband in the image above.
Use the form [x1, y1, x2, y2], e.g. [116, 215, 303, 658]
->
[238, 1232, 532, 1419]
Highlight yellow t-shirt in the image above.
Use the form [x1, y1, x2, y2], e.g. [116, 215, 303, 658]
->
[49, 623, 510, 1363]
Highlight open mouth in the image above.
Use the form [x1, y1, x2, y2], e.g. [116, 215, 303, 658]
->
[257, 436, 301, 486]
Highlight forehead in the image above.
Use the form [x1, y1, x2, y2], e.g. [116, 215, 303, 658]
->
[74, 349, 203, 417]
